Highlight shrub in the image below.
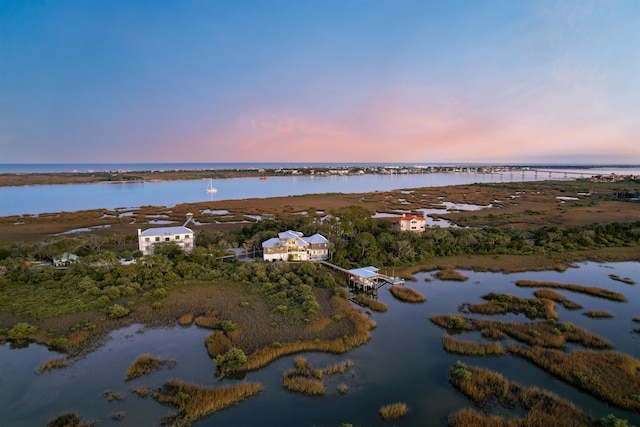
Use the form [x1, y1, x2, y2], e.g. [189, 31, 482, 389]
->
[215, 348, 247, 371]
[107, 304, 130, 319]
[8, 323, 37, 341]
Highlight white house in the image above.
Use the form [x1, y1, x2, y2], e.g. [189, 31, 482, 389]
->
[138, 226, 195, 256]
[397, 214, 426, 233]
[262, 230, 330, 261]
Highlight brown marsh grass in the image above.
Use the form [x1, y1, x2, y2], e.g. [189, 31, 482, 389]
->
[442, 335, 504, 356]
[35, 357, 69, 374]
[583, 310, 614, 319]
[238, 296, 375, 373]
[609, 274, 636, 285]
[131, 386, 150, 398]
[352, 293, 388, 312]
[508, 344, 640, 412]
[281, 356, 353, 396]
[533, 289, 583, 310]
[467, 293, 557, 319]
[515, 280, 627, 302]
[152, 380, 263, 426]
[125, 354, 171, 380]
[47, 413, 95, 427]
[337, 383, 348, 394]
[103, 390, 124, 401]
[431, 315, 612, 350]
[205, 330, 233, 358]
[435, 266, 468, 281]
[447, 362, 598, 427]
[177, 313, 195, 326]
[379, 402, 408, 420]
[389, 285, 426, 303]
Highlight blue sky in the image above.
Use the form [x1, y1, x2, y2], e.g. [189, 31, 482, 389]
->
[1, 0, 638, 164]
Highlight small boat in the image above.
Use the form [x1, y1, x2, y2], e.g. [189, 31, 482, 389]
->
[206, 179, 217, 193]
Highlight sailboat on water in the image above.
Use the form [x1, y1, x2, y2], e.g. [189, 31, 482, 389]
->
[206, 179, 217, 193]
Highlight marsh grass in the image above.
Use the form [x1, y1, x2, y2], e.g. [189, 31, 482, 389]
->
[442, 335, 504, 356]
[435, 267, 468, 281]
[104, 390, 124, 401]
[352, 294, 388, 312]
[447, 363, 598, 427]
[177, 313, 195, 326]
[516, 280, 627, 302]
[583, 310, 614, 319]
[389, 285, 425, 303]
[379, 402, 408, 420]
[152, 380, 263, 426]
[35, 357, 69, 374]
[47, 413, 95, 427]
[508, 344, 640, 412]
[431, 315, 611, 350]
[205, 330, 233, 358]
[125, 354, 173, 380]
[281, 357, 353, 396]
[533, 289, 583, 310]
[467, 293, 557, 319]
[131, 386, 150, 398]
[337, 383, 348, 394]
[609, 274, 636, 285]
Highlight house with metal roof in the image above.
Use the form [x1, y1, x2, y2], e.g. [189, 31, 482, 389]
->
[397, 214, 426, 232]
[138, 226, 195, 256]
[262, 230, 330, 261]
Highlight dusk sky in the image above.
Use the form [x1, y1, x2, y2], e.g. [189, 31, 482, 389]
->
[1, 0, 638, 164]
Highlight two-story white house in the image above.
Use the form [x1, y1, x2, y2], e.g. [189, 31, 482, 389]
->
[262, 230, 330, 261]
[138, 226, 195, 256]
[397, 214, 427, 233]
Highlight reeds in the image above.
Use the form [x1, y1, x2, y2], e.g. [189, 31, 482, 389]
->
[352, 294, 388, 312]
[125, 354, 171, 380]
[281, 356, 354, 396]
[609, 274, 636, 285]
[177, 313, 195, 326]
[583, 310, 614, 319]
[435, 267, 468, 281]
[47, 413, 95, 427]
[103, 390, 124, 401]
[389, 285, 426, 303]
[131, 386, 150, 398]
[442, 335, 504, 356]
[205, 330, 233, 358]
[508, 344, 640, 412]
[35, 357, 69, 374]
[379, 402, 408, 420]
[533, 289, 583, 310]
[152, 380, 263, 426]
[469, 293, 557, 319]
[515, 280, 627, 302]
[337, 383, 348, 394]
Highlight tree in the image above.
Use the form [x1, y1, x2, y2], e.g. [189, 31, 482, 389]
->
[215, 348, 247, 371]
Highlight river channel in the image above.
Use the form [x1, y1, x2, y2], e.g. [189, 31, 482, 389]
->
[1, 261, 638, 426]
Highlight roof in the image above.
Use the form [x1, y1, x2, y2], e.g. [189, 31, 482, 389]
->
[348, 266, 380, 278]
[262, 237, 282, 248]
[400, 215, 425, 221]
[140, 226, 193, 237]
[305, 233, 328, 244]
[278, 230, 303, 239]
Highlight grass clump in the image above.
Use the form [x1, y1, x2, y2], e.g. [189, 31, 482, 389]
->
[35, 357, 69, 374]
[47, 413, 95, 427]
[609, 274, 636, 285]
[584, 310, 614, 319]
[103, 390, 124, 401]
[515, 280, 627, 302]
[435, 267, 468, 281]
[379, 402, 408, 420]
[152, 380, 263, 426]
[337, 383, 349, 394]
[389, 285, 425, 303]
[125, 354, 173, 380]
[447, 363, 600, 427]
[468, 293, 557, 319]
[131, 386, 150, 398]
[442, 335, 504, 356]
[204, 330, 233, 358]
[281, 356, 354, 396]
[508, 345, 640, 412]
[352, 294, 388, 312]
[177, 313, 195, 326]
[533, 289, 583, 310]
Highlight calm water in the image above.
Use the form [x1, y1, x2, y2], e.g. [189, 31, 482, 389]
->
[3, 171, 550, 217]
[1, 261, 638, 426]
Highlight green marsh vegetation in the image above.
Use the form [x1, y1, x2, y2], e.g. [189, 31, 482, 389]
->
[508, 345, 640, 412]
[152, 380, 263, 426]
[515, 280, 627, 302]
[351, 293, 388, 312]
[463, 292, 558, 319]
[389, 285, 426, 303]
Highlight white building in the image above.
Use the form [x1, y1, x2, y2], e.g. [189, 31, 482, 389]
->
[138, 226, 195, 256]
[262, 230, 330, 261]
[397, 214, 426, 233]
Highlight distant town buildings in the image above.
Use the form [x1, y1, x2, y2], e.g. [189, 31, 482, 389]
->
[397, 214, 426, 233]
[262, 230, 330, 261]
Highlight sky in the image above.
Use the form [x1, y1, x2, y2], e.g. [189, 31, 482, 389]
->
[0, 0, 638, 165]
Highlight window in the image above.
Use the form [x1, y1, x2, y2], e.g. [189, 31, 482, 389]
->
[184, 235, 190, 239]
[175, 235, 180, 240]
[145, 238, 150, 242]
[155, 237, 160, 242]
[165, 237, 170, 242]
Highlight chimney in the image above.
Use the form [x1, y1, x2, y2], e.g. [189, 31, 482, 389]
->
[183, 213, 193, 227]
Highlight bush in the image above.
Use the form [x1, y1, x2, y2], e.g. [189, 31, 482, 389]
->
[8, 323, 38, 341]
[107, 304, 130, 319]
[215, 348, 247, 371]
